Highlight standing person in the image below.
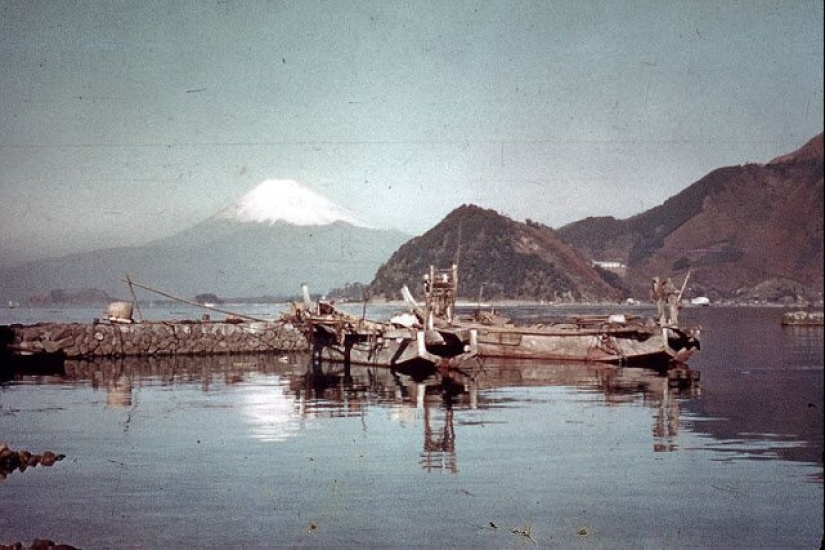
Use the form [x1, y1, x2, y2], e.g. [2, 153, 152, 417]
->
[663, 278, 680, 326]
[651, 277, 664, 325]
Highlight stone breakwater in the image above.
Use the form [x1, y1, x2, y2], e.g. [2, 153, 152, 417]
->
[3, 320, 310, 358]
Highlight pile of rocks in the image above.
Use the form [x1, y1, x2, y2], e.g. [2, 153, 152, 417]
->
[0, 539, 78, 550]
[0, 443, 65, 481]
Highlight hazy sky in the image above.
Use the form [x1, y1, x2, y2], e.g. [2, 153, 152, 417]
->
[2, 0, 823, 265]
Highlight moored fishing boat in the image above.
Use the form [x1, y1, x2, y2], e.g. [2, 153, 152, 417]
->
[292, 279, 478, 371]
[463, 314, 699, 367]
[401, 266, 700, 368]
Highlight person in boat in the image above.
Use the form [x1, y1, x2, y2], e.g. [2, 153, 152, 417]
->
[663, 277, 680, 326]
[652, 276, 680, 326]
[651, 277, 664, 323]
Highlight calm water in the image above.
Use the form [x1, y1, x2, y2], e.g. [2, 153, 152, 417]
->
[1, 305, 822, 548]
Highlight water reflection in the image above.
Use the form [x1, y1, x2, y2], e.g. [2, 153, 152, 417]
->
[781, 324, 825, 367]
[456, 359, 699, 457]
[290, 357, 701, 470]
[421, 392, 456, 473]
[680, 307, 824, 468]
[105, 374, 133, 408]
[11, 354, 705, 473]
[2, 309, 821, 549]
[652, 377, 681, 452]
[239, 373, 302, 443]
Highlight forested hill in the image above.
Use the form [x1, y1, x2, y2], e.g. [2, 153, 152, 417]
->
[369, 205, 625, 302]
[557, 133, 824, 301]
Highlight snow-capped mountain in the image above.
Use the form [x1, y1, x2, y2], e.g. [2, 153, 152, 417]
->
[0, 180, 409, 301]
[218, 179, 370, 227]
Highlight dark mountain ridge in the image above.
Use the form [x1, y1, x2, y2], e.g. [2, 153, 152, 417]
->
[369, 205, 624, 302]
[557, 133, 824, 301]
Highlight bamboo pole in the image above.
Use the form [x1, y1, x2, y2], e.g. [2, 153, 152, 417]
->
[125, 274, 145, 322]
[122, 278, 270, 323]
[677, 270, 692, 302]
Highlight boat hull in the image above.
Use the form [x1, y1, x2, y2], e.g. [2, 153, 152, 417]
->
[310, 323, 478, 371]
[471, 324, 699, 367]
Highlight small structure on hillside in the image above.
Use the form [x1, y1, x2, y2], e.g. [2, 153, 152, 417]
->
[591, 260, 627, 277]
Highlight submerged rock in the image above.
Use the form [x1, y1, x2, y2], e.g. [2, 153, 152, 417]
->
[0, 539, 79, 550]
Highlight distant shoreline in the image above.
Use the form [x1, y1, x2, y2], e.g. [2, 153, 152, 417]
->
[3, 299, 823, 309]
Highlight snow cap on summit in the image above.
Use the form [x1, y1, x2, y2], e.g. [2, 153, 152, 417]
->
[220, 179, 370, 227]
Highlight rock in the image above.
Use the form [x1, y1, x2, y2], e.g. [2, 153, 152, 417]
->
[39, 451, 64, 467]
[29, 539, 80, 550]
[43, 340, 60, 353]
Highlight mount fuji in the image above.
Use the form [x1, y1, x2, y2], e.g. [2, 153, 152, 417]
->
[0, 180, 409, 302]
[218, 179, 371, 227]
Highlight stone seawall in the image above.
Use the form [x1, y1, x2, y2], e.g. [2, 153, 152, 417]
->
[3, 320, 310, 358]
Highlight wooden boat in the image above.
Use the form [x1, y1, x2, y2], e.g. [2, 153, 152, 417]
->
[293, 281, 478, 371]
[780, 310, 824, 326]
[462, 315, 699, 367]
[401, 266, 700, 368]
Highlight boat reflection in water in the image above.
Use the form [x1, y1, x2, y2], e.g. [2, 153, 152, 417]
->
[44, 353, 698, 473]
[296, 356, 699, 471]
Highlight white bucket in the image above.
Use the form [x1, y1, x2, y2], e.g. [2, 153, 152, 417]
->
[105, 301, 134, 322]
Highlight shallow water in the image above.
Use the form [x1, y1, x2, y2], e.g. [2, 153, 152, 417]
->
[1, 305, 822, 548]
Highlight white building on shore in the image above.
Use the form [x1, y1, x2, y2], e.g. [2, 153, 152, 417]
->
[591, 260, 627, 277]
